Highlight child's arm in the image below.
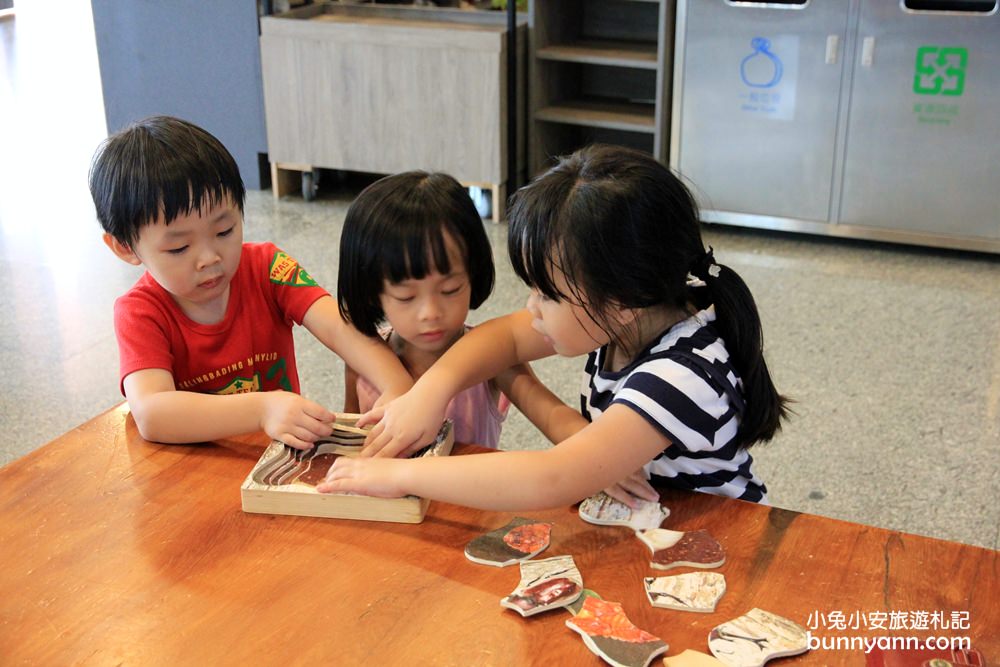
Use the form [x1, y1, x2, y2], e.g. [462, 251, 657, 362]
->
[123, 368, 336, 448]
[343, 365, 361, 414]
[302, 296, 412, 402]
[496, 365, 659, 506]
[361, 309, 553, 458]
[494, 363, 588, 445]
[318, 403, 669, 511]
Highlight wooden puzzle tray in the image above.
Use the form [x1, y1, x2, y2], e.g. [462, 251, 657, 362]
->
[241, 418, 454, 523]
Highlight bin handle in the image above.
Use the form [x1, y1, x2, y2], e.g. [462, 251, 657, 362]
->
[860, 36, 876, 68]
[825, 35, 839, 65]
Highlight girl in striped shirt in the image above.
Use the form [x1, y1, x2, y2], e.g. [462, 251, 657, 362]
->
[319, 145, 788, 509]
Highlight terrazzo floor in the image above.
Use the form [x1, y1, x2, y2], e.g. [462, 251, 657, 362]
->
[1, 5, 997, 550]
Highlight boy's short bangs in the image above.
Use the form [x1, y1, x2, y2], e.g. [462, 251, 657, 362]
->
[139, 141, 245, 235]
[158, 179, 240, 228]
[90, 116, 245, 248]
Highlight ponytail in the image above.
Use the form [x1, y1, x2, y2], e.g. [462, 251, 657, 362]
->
[693, 250, 790, 447]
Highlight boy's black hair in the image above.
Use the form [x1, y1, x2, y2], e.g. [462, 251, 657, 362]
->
[337, 171, 495, 337]
[88, 115, 246, 248]
[508, 144, 789, 448]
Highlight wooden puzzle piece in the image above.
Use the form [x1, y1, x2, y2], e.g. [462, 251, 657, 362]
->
[241, 421, 454, 523]
[708, 608, 809, 667]
[579, 491, 670, 531]
[565, 595, 669, 667]
[255, 442, 360, 487]
[565, 588, 602, 616]
[465, 517, 552, 567]
[636, 529, 726, 570]
[643, 572, 726, 613]
[662, 650, 726, 666]
[500, 555, 583, 617]
[254, 415, 370, 486]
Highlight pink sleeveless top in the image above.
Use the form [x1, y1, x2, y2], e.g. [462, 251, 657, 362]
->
[356, 375, 509, 448]
[356, 327, 510, 448]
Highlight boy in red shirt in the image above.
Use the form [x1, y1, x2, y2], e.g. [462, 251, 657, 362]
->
[89, 116, 411, 448]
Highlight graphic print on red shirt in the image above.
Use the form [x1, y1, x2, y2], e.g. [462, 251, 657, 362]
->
[113, 242, 328, 395]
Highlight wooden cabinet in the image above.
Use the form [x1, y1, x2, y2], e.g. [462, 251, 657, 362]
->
[260, 3, 525, 219]
[528, 0, 674, 173]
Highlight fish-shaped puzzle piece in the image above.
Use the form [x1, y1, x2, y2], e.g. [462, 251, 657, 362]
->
[565, 588, 602, 615]
[579, 492, 670, 531]
[644, 572, 726, 613]
[565, 595, 669, 667]
[662, 650, 726, 666]
[465, 517, 552, 567]
[708, 608, 809, 667]
[636, 529, 725, 570]
[500, 554, 582, 616]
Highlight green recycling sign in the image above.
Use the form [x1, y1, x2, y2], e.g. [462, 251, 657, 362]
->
[913, 46, 967, 96]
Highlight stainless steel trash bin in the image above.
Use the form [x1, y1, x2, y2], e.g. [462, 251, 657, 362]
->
[671, 0, 851, 224]
[671, 0, 1000, 253]
[838, 2, 1000, 244]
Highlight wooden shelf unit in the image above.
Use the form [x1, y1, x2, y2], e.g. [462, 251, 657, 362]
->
[528, 0, 674, 174]
[535, 99, 655, 133]
[536, 40, 659, 69]
[260, 2, 526, 220]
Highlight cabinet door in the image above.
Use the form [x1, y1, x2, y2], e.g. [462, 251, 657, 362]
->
[839, 3, 1000, 239]
[261, 16, 508, 184]
[674, 0, 851, 222]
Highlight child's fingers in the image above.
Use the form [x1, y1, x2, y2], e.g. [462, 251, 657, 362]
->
[288, 424, 328, 446]
[317, 457, 360, 494]
[361, 422, 386, 454]
[362, 435, 396, 458]
[302, 402, 336, 424]
[357, 407, 384, 429]
[617, 475, 659, 502]
[603, 484, 640, 509]
[280, 432, 314, 450]
[302, 418, 334, 439]
[361, 425, 417, 458]
[371, 437, 409, 459]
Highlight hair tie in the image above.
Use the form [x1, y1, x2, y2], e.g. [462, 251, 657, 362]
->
[692, 246, 721, 280]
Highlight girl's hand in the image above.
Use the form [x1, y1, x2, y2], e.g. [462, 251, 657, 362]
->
[603, 468, 659, 508]
[259, 391, 335, 450]
[316, 456, 406, 497]
[357, 390, 447, 459]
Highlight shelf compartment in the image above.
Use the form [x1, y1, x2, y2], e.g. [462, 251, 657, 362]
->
[537, 40, 658, 69]
[535, 99, 655, 133]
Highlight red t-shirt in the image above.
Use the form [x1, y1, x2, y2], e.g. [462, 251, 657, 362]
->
[113, 242, 328, 396]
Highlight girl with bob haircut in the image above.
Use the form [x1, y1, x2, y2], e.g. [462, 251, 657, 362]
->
[337, 171, 557, 448]
[322, 146, 789, 509]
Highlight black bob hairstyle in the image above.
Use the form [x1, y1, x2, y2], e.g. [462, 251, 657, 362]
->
[88, 115, 245, 248]
[337, 171, 495, 337]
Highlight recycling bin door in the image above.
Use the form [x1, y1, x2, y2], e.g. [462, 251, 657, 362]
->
[672, 0, 851, 223]
[839, 1, 1000, 241]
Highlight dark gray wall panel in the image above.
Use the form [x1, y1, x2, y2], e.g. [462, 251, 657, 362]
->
[91, 0, 267, 189]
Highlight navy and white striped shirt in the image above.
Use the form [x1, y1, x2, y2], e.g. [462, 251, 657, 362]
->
[580, 306, 767, 503]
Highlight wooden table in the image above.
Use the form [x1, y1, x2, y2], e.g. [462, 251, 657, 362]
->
[1, 404, 996, 665]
